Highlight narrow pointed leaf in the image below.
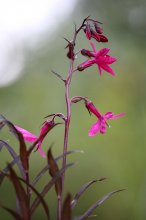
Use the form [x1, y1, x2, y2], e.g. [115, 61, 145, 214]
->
[51, 70, 65, 82]
[8, 166, 30, 220]
[0, 156, 19, 185]
[71, 178, 106, 208]
[0, 140, 25, 179]
[1, 205, 22, 220]
[78, 189, 125, 220]
[31, 163, 75, 215]
[47, 148, 62, 196]
[71, 180, 97, 208]
[0, 114, 7, 129]
[32, 150, 83, 187]
[61, 194, 72, 220]
[17, 177, 50, 220]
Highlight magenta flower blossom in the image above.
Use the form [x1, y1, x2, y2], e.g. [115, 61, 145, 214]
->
[15, 120, 55, 158]
[78, 42, 117, 76]
[85, 101, 125, 136]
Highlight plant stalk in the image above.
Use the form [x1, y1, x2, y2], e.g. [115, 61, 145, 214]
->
[57, 60, 74, 220]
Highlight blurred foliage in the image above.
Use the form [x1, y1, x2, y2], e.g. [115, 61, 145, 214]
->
[1, 0, 146, 219]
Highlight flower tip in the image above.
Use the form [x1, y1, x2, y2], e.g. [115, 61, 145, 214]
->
[38, 148, 46, 158]
[88, 132, 95, 137]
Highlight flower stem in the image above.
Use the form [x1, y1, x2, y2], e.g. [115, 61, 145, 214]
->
[57, 60, 74, 220]
[57, 19, 87, 219]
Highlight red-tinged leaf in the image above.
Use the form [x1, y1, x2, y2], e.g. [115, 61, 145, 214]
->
[0, 155, 22, 186]
[32, 149, 83, 187]
[31, 163, 74, 215]
[18, 132, 29, 173]
[47, 148, 62, 196]
[0, 140, 25, 179]
[8, 166, 30, 220]
[71, 180, 97, 208]
[78, 189, 125, 220]
[61, 194, 72, 220]
[71, 178, 106, 208]
[17, 177, 50, 220]
[1, 205, 22, 220]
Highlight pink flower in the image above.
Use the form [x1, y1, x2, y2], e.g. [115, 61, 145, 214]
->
[15, 120, 55, 158]
[78, 42, 117, 76]
[85, 101, 125, 136]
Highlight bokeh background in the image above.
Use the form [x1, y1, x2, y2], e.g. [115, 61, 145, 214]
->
[0, 0, 146, 219]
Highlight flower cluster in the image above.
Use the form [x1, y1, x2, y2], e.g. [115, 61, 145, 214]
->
[0, 17, 125, 220]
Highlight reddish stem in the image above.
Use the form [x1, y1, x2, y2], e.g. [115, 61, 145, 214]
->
[57, 18, 88, 220]
[57, 60, 74, 220]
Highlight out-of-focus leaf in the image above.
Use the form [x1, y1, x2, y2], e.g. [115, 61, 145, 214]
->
[0, 156, 20, 185]
[18, 177, 50, 220]
[0, 114, 7, 129]
[47, 148, 62, 196]
[71, 180, 97, 208]
[8, 166, 30, 220]
[0, 115, 28, 172]
[0, 140, 25, 179]
[71, 178, 106, 208]
[31, 163, 75, 215]
[18, 132, 29, 174]
[32, 149, 83, 187]
[78, 189, 125, 220]
[61, 194, 72, 220]
[0, 205, 22, 220]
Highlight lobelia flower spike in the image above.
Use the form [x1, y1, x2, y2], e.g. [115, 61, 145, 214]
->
[15, 119, 57, 158]
[85, 100, 125, 136]
[78, 41, 117, 76]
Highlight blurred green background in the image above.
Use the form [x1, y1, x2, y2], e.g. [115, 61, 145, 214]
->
[1, 0, 146, 219]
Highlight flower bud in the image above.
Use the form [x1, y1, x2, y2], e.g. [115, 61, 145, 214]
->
[81, 49, 94, 58]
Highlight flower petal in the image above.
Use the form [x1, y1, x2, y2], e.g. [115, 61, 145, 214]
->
[15, 125, 38, 142]
[96, 48, 110, 57]
[37, 143, 46, 158]
[100, 121, 107, 134]
[90, 41, 97, 53]
[110, 112, 125, 119]
[104, 112, 114, 120]
[97, 64, 103, 76]
[89, 120, 101, 136]
[100, 64, 116, 76]
[104, 55, 117, 64]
